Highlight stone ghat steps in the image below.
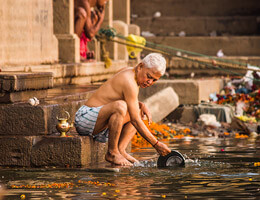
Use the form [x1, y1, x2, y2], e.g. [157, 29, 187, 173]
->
[132, 16, 259, 36]
[131, 0, 260, 17]
[144, 36, 260, 56]
[167, 56, 260, 76]
[0, 78, 225, 167]
[0, 85, 99, 136]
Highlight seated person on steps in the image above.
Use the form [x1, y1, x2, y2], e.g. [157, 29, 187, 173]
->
[75, 53, 171, 166]
[74, 0, 108, 61]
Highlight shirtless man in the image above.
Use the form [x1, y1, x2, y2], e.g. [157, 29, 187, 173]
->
[74, 0, 108, 59]
[75, 53, 171, 166]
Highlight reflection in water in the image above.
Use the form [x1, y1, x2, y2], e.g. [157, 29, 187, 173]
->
[1, 137, 260, 199]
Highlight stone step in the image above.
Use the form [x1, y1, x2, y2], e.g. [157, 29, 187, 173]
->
[0, 72, 53, 103]
[131, 0, 260, 17]
[0, 135, 107, 167]
[144, 36, 260, 56]
[167, 56, 260, 76]
[0, 85, 99, 136]
[0, 72, 53, 92]
[1, 60, 127, 86]
[133, 16, 259, 36]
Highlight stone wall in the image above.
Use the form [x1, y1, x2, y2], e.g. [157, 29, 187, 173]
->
[0, 0, 58, 66]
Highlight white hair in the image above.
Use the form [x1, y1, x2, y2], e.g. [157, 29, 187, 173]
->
[142, 53, 166, 75]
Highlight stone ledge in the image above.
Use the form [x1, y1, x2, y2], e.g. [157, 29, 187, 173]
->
[1, 60, 128, 86]
[139, 79, 224, 105]
[0, 72, 53, 92]
[0, 135, 108, 167]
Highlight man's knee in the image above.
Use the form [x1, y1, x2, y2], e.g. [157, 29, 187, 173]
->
[75, 7, 87, 20]
[113, 101, 128, 117]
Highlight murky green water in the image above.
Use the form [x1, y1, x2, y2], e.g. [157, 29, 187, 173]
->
[1, 137, 260, 199]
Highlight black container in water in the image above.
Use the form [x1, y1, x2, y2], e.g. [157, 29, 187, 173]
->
[157, 150, 185, 167]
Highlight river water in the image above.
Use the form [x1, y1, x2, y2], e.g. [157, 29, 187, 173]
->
[1, 137, 260, 199]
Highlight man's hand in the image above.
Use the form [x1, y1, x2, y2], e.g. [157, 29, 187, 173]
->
[154, 141, 171, 156]
[91, 10, 98, 24]
[96, 6, 105, 22]
[139, 102, 152, 125]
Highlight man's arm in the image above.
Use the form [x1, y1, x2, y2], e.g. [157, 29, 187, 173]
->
[123, 82, 170, 156]
[139, 102, 152, 125]
[83, 3, 105, 39]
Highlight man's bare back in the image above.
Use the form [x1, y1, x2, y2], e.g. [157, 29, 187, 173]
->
[86, 67, 138, 107]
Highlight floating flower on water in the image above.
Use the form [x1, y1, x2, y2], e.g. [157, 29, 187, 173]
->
[102, 192, 107, 196]
[235, 133, 248, 139]
[115, 189, 120, 193]
[254, 162, 260, 167]
[161, 194, 166, 198]
[221, 149, 225, 152]
[249, 178, 253, 181]
[224, 132, 230, 136]
[20, 194, 26, 199]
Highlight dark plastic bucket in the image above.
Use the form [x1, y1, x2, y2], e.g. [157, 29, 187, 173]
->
[157, 150, 185, 167]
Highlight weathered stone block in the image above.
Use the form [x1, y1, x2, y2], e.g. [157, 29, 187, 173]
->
[139, 79, 224, 105]
[0, 136, 32, 167]
[0, 72, 53, 92]
[0, 135, 108, 167]
[31, 136, 107, 167]
[143, 87, 179, 122]
[0, 99, 86, 136]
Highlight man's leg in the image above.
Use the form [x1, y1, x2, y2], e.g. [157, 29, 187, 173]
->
[92, 100, 132, 166]
[118, 122, 139, 163]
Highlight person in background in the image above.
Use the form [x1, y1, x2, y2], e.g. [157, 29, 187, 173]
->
[74, 0, 108, 61]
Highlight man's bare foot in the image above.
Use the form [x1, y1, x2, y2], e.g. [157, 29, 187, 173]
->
[105, 151, 133, 166]
[120, 150, 139, 164]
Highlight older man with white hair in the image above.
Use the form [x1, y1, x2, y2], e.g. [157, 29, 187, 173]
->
[75, 53, 171, 166]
